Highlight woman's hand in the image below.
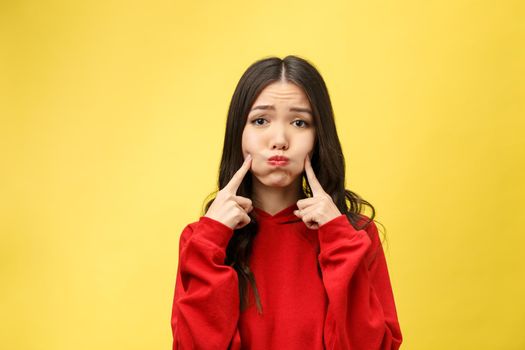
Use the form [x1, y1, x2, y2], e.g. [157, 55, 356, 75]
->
[205, 154, 254, 230]
[294, 154, 342, 229]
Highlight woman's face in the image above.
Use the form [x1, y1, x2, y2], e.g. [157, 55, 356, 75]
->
[241, 81, 316, 188]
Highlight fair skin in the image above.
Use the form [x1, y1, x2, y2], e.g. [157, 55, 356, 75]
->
[205, 81, 342, 230]
[241, 81, 315, 215]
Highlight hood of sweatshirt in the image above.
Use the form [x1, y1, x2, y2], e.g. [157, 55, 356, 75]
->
[252, 203, 303, 225]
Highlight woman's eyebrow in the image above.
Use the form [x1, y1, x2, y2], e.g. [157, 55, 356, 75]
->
[250, 105, 312, 115]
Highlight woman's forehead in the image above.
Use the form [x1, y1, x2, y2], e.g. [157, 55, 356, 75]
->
[252, 81, 311, 107]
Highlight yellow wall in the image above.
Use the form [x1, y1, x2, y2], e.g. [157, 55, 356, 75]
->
[2, 1, 524, 349]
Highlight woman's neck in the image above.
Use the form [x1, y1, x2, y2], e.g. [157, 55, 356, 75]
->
[251, 176, 305, 216]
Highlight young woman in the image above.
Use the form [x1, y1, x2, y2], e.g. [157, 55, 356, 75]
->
[171, 56, 403, 350]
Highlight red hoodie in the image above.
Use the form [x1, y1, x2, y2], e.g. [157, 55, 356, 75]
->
[171, 203, 403, 349]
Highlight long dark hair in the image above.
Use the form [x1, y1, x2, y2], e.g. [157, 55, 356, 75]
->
[202, 55, 385, 314]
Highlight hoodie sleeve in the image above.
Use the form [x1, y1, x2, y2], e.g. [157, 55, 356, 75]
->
[171, 216, 242, 350]
[317, 214, 403, 350]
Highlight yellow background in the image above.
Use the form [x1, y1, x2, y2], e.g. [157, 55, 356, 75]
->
[1, 0, 524, 349]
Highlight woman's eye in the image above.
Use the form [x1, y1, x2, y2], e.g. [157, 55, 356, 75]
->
[293, 120, 309, 128]
[252, 117, 267, 126]
[250, 117, 310, 128]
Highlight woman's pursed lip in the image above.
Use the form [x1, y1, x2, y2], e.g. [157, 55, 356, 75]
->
[267, 159, 289, 166]
[268, 155, 289, 161]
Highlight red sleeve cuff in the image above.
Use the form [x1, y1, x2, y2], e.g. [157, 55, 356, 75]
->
[193, 216, 234, 251]
[318, 214, 370, 252]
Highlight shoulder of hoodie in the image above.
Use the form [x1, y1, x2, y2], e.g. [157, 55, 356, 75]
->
[354, 213, 380, 243]
[354, 213, 384, 268]
[178, 215, 234, 247]
[177, 217, 205, 249]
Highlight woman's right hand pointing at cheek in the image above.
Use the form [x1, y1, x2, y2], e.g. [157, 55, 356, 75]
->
[204, 154, 253, 230]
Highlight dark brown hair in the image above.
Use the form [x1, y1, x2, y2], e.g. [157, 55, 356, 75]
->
[202, 55, 385, 314]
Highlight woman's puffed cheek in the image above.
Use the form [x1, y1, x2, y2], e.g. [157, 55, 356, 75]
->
[241, 136, 257, 159]
[242, 144, 253, 158]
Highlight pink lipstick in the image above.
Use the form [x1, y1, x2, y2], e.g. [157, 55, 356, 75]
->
[268, 155, 289, 166]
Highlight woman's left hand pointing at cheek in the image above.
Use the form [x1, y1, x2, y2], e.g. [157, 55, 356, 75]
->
[294, 154, 342, 229]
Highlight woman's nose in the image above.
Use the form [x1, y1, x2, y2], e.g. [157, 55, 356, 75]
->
[270, 125, 289, 150]
[272, 141, 288, 150]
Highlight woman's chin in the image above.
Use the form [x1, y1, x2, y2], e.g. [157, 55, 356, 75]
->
[265, 181, 291, 188]
[254, 174, 299, 188]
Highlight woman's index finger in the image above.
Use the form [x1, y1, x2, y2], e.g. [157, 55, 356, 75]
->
[304, 154, 324, 196]
[224, 154, 252, 193]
